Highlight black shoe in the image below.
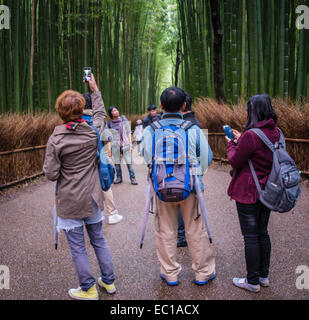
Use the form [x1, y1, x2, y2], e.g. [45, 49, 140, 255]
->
[114, 178, 123, 184]
[177, 240, 188, 248]
[131, 178, 138, 185]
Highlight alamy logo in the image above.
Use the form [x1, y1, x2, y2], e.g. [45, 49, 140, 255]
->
[0, 5, 10, 30]
[296, 5, 309, 29]
[0, 265, 10, 290]
[295, 265, 309, 290]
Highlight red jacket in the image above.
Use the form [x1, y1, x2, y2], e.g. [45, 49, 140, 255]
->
[227, 119, 280, 204]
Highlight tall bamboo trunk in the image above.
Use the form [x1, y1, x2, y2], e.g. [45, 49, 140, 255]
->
[247, 0, 256, 96]
[210, 0, 225, 103]
[296, 29, 305, 99]
[240, 0, 246, 98]
[174, 40, 181, 87]
[288, 0, 296, 99]
[269, 0, 275, 97]
[13, 0, 20, 112]
[256, 0, 264, 93]
[223, 0, 232, 102]
[278, 0, 285, 97]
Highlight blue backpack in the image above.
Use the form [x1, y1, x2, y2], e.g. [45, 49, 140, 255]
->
[150, 120, 195, 202]
[82, 115, 115, 192]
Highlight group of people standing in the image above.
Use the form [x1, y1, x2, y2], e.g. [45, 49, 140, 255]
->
[43, 73, 280, 300]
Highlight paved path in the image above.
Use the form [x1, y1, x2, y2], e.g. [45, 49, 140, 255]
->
[0, 163, 308, 300]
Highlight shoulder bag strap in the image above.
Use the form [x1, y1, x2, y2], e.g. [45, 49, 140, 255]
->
[250, 128, 276, 152]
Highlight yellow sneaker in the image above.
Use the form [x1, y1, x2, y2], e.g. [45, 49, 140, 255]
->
[68, 284, 99, 300]
[98, 277, 116, 294]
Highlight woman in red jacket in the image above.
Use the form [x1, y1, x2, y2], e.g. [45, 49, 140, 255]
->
[226, 94, 280, 293]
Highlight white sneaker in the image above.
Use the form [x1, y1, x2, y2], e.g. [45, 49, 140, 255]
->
[259, 277, 270, 287]
[232, 277, 260, 293]
[108, 214, 123, 225]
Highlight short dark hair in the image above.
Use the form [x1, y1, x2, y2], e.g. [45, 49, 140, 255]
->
[83, 93, 92, 110]
[108, 106, 117, 118]
[245, 94, 277, 130]
[160, 87, 186, 113]
[183, 92, 192, 112]
[148, 105, 157, 112]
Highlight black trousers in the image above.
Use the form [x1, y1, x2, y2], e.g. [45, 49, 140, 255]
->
[236, 201, 271, 285]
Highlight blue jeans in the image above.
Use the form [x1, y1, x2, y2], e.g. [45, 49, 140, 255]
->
[115, 164, 135, 180]
[65, 222, 115, 291]
[177, 210, 187, 243]
[114, 145, 135, 180]
[236, 201, 271, 285]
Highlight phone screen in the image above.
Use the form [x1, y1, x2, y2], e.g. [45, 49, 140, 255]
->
[84, 67, 92, 82]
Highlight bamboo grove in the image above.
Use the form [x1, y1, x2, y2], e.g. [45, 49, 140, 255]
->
[177, 0, 309, 103]
[0, 0, 170, 114]
[0, 1, 308, 115]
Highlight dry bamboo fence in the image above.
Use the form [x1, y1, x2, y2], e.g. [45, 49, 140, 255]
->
[1, 135, 308, 190]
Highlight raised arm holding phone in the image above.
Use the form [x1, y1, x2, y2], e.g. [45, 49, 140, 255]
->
[43, 73, 117, 301]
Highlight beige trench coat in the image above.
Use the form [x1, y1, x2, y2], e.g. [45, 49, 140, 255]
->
[43, 91, 107, 219]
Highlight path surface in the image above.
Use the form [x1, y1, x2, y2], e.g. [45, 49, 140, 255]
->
[0, 163, 308, 300]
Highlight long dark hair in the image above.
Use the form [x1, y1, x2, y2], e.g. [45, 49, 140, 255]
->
[245, 94, 277, 130]
[108, 106, 118, 119]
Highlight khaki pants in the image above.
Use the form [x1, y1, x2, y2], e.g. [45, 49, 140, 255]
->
[155, 194, 215, 283]
[103, 188, 118, 217]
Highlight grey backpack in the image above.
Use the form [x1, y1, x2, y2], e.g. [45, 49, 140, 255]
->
[248, 128, 301, 213]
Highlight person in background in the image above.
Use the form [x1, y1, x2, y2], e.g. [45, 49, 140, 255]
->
[142, 105, 161, 129]
[182, 92, 202, 128]
[133, 119, 144, 156]
[107, 106, 138, 185]
[43, 74, 116, 300]
[82, 93, 123, 225]
[226, 94, 280, 293]
[176, 92, 203, 248]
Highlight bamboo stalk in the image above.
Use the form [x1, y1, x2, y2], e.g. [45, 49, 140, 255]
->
[240, 0, 246, 99]
[13, 0, 20, 112]
[256, 0, 265, 93]
[231, 0, 238, 104]
[278, 0, 285, 97]
[269, 0, 275, 97]
[296, 28, 305, 99]
[0, 145, 47, 157]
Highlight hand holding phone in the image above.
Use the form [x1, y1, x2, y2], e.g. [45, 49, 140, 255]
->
[223, 125, 235, 141]
[86, 73, 99, 93]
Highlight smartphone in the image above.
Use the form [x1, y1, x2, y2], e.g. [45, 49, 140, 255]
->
[223, 125, 235, 141]
[83, 67, 92, 83]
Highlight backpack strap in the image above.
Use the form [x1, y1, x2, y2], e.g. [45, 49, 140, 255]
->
[150, 121, 163, 131]
[248, 127, 285, 196]
[249, 128, 274, 194]
[248, 159, 263, 195]
[180, 120, 195, 131]
[277, 127, 286, 149]
[180, 120, 201, 158]
[249, 128, 276, 153]
[90, 125, 103, 156]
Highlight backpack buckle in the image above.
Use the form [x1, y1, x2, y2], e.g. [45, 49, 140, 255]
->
[274, 141, 284, 150]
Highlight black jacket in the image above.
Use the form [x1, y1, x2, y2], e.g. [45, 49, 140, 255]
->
[142, 114, 161, 129]
[183, 112, 202, 129]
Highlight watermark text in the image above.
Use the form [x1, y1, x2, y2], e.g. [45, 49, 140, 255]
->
[296, 5, 309, 29]
[0, 5, 10, 30]
[296, 265, 309, 290]
[0, 265, 10, 290]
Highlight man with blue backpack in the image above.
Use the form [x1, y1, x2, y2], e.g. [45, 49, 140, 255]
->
[142, 87, 216, 286]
